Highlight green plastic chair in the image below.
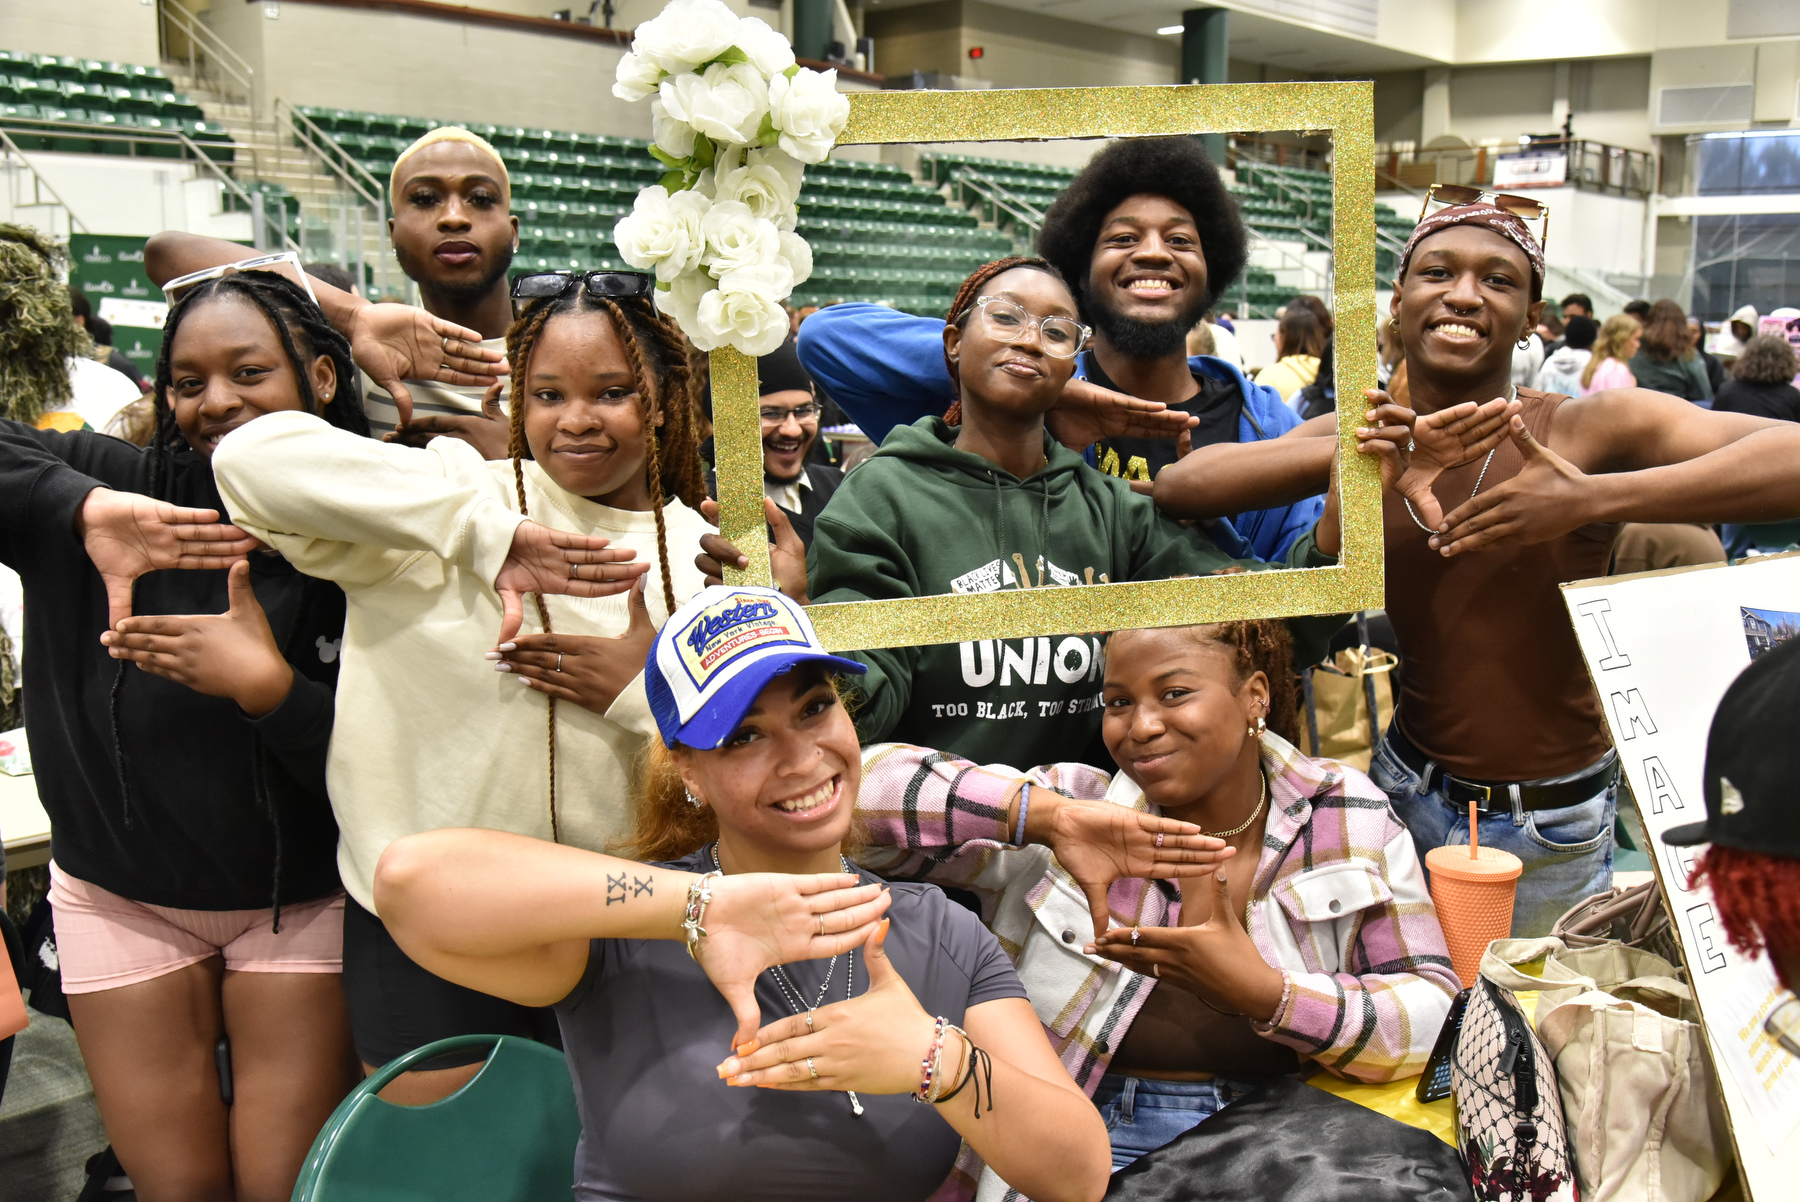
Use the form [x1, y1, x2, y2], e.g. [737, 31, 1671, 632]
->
[292, 1035, 580, 1202]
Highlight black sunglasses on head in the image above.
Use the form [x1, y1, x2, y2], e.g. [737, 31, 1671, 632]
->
[510, 270, 656, 304]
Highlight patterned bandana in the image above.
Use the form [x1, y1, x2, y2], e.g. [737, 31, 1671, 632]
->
[1395, 202, 1545, 292]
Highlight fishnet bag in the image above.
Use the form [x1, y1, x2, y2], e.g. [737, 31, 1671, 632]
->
[1452, 977, 1577, 1202]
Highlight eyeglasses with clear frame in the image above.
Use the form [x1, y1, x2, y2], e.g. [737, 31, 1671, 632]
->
[1419, 183, 1551, 257]
[971, 296, 1091, 359]
[760, 401, 821, 424]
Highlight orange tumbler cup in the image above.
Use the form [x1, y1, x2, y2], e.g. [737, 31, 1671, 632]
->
[1425, 844, 1523, 987]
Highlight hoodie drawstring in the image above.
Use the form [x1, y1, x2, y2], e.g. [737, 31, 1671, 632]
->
[991, 469, 1052, 586]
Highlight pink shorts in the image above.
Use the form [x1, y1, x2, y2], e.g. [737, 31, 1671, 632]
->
[48, 862, 345, 995]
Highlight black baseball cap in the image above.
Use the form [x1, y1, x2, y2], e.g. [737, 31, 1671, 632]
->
[1664, 634, 1800, 855]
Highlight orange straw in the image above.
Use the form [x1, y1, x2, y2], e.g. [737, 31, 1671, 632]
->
[1470, 800, 1479, 858]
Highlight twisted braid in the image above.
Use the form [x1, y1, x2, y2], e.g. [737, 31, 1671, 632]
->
[599, 299, 678, 618]
[942, 256, 1064, 426]
[503, 298, 564, 842]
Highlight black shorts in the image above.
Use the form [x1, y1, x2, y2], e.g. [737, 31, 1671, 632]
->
[342, 894, 560, 1071]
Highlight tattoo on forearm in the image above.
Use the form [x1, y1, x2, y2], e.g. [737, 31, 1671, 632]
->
[607, 873, 628, 905]
[633, 875, 654, 898]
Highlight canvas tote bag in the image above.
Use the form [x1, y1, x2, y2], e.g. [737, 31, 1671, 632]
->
[1480, 938, 1730, 1202]
[1298, 616, 1396, 771]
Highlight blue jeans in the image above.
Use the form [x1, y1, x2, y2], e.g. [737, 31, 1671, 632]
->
[1092, 1074, 1256, 1172]
[1370, 734, 1616, 939]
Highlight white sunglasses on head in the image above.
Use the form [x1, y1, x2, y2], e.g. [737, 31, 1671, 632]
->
[161, 251, 321, 307]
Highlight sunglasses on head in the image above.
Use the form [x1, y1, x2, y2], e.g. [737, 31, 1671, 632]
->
[510, 270, 656, 308]
[1420, 184, 1551, 255]
[162, 251, 320, 307]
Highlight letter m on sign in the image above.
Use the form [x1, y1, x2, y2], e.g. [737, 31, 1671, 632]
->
[1608, 689, 1658, 741]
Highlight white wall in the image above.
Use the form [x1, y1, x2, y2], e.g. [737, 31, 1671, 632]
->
[0, 153, 251, 240]
[0, 0, 160, 64]
[1542, 184, 1649, 278]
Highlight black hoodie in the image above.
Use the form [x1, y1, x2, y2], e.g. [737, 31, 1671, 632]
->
[0, 422, 342, 911]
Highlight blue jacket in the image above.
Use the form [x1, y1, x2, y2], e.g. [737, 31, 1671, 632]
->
[797, 303, 1323, 562]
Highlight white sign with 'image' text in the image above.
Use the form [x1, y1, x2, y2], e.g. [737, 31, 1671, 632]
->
[1563, 552, 1800, 1199]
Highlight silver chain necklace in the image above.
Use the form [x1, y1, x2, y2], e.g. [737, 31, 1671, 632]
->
[709, 843, 864, 1117]
[1400, 385, 1516, 534]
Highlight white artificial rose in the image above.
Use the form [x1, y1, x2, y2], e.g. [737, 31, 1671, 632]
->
[612, 186, 711, 283]
[630, 0, 740, 74]
[649, 97, 696, 161]
[714, 157, 799, 231]
[655, 273, 717, 347]
[659, 61, 767, 148]
[733, 16, 795, 78]
[700, 201, 780, 276]
[777, 231, 813, 288]
[766, 67, 850, 164]
[612, 51, 664, 103]
[699, 264, 793, 355]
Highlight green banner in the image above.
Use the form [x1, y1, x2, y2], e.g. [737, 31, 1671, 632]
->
[67, 234, 162, 375]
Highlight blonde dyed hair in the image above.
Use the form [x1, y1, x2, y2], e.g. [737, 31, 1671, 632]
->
[389, 127, 511, 205]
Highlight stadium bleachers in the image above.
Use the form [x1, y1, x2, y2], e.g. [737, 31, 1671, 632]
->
[0, 50, 232, 160]
[296, 106, 1008, 316]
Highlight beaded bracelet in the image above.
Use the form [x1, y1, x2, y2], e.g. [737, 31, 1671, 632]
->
[681, 870, 722, 961]
[1012, 782, 1031, 846]
[933, 1025, 994, 1118]
[912, 1016, 948, 1103]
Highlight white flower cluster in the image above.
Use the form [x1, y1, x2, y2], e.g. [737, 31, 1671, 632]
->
[610, 0, 850, 355]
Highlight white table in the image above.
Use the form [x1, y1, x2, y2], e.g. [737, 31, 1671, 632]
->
[0, 768, 49, 873]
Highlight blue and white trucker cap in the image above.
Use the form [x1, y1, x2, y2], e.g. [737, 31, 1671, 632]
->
[646, 585, 865, 749]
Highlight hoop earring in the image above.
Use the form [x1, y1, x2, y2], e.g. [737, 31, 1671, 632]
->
[1247, 714, 1267, 738]
[1517, 336, 1532, 349]
[685, 789, 704, 809]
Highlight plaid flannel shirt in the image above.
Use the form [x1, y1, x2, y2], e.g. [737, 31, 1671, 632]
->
[861, 733, 1459, 1202]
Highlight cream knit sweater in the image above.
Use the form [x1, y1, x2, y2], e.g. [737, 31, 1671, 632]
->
[213, 411, 710, 911]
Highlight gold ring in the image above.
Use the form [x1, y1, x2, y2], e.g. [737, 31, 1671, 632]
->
[818, 915, 826, 937]
[806, 1057, 818, 1080]
[1153, 963, 1161, 978]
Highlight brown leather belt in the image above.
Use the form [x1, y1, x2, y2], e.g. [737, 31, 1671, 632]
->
[1386, 724, 1619, 814]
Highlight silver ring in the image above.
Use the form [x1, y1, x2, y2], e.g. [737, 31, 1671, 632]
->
[1407, 437, 1416, 452]
[443, 336, 453, 354]
[1131, 927, 1140, 946]
[556, 653, 564, 672]
[1153, 963, 1161, 978]
[806, 1057, 818, 1080]
[804, 1012, 815, 1031]
[1154, 832, 1164, 849]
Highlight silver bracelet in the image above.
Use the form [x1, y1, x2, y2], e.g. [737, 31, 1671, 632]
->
[681, 870, 722, 961]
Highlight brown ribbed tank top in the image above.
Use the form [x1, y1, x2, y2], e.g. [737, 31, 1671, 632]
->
[1382, 388, 1619, 780]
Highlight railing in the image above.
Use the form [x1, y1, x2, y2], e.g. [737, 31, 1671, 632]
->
[1229, 134, 1331, 176]
[0, 116, 301, 252]
[951, 168, 1044, 241]
[1374, 139, 1654, 199]
[275, 98, 392, 294]
[0, 127, 87, 233]
[157, 1, 259, 114]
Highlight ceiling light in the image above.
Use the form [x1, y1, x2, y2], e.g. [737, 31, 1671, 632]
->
[1157, 24, 1183, 35]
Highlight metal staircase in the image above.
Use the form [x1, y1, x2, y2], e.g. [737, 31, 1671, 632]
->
[156, 0, 396, 293]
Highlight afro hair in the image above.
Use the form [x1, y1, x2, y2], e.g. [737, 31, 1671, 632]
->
[1037, 137, 1248, 321]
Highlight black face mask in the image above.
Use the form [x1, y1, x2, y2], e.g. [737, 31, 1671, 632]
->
[1085, 286, 1210, 359]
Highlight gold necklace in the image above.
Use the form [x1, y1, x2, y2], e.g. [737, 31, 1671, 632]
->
[1202, 769, 1268, 840]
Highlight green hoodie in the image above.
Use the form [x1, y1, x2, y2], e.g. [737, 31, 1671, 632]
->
[807, 417, 1330, 767]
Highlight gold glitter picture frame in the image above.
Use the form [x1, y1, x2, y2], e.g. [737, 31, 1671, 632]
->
[711, 81, 1381, 652]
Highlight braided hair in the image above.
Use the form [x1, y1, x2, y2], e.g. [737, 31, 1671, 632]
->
[120, 270, 368, 930]
[1195, 620, 1299, 745]
[503, 290, 708, 840]
[941, 256, 1067, 427]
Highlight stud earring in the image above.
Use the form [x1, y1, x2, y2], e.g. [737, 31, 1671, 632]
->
[685, 789, 703, 809]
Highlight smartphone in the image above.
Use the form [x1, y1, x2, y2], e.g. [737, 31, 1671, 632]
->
[1415, 986, 1471, 1104]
